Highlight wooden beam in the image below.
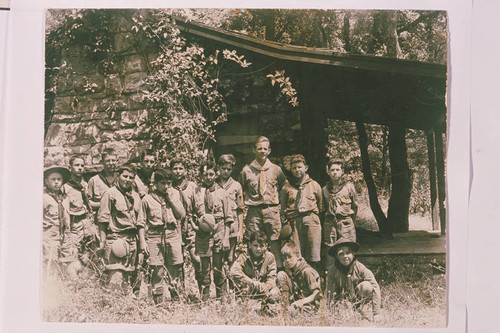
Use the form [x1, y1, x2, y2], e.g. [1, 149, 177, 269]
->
[435, 130, 446, 235]
[427, 132, 440, 230]
[173, 15, 447, 79]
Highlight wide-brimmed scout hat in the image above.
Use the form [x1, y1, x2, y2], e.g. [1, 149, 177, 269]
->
[43, 165, 71, 183]
[198, 214, 216, 233]
[328, 237, 360, 257]
[111, 238, 130, 259]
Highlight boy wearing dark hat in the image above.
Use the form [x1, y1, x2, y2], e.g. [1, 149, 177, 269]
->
[137, 169, 186, 304]
[42, 165, 73, 274]
[321, 159, 358, 275]
[325, 237, 381, 321]
[97, 164, 141, 294]
[191, 161, 234, 301]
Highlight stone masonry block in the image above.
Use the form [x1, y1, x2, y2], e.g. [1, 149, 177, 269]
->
[123, 72, 148, 93]
[124, 54, 146, 74]
[105, 74, 123, 94]
[53, 97, 75, 114]
[114, 32, 135, 53]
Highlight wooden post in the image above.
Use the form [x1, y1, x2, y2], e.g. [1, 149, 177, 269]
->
[435, 130, 446, 235]
[427, 132, 440, 230]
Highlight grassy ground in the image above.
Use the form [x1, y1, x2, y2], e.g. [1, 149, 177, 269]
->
[42, 257, 446, 327]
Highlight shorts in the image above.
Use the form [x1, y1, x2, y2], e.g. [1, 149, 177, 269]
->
[229, 209, 239, 238]
[322, 215, 356, 245]
[294, 213, 321, 262]
[146, 233, 183, 266]
[195, 218, 226, 257]
[245, 205, 281, 241]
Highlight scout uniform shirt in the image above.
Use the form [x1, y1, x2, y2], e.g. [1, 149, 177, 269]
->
[42, 189, 71, 262]
[97, 185, 141, 234]
[137, 189, 184, 239]
[325, 259, 381, 315]
[239, 159, 287, 206]
[191, 184, 233, 257]
[216, 177, 244, 238]
[322, 179, 357, 219]
[88, 172, 116, 209]
[174, 179, 198, 247]
[62, 177, 95, 242]
[287, 257, 322, 301]
[280, 174, 323, 219]
[230, 249, 277, 293]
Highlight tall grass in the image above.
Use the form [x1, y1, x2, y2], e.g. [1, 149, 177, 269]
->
[42, 258, 446, 327]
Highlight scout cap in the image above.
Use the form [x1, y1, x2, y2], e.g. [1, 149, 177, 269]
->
[198, 214, 216, 233]
[279, 221, 293, 240]
[111, 238, 130, 258]
[44, 165, 71, 183]
[328, 237, 360, 257]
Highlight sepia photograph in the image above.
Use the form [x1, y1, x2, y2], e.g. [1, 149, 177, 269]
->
[41, 8, 448, 327]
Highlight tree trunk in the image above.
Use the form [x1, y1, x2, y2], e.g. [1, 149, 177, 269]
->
[356, 122, 392, 237]
[262, 9, 276, 41]
[387, 125, 411, 232]
[343, 12, 351, 52]
[380, 126, 389, 193]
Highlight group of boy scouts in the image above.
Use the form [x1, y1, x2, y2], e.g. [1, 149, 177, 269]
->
[42, 136, 381, 321]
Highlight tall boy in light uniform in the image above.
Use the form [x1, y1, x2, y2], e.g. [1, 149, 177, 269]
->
[279, 154, 323, 273]
[321, 159, 358, 272]
[97, 164, 141, 294]
[62, 155, 97, 276]
[137, 169, 186, 304]
[191, 161, 234, 301]
[239, 136, 287, 269]
[42, 166, 72, 275]
[88, 148, 119, 213]
[170, 159, 201, 289]
[216, 154, 244, 264]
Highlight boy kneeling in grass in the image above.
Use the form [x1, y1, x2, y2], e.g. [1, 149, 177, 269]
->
[230, 231, 280, 313]
[277, 245, 322, 312]
[325, 237, 381, 322]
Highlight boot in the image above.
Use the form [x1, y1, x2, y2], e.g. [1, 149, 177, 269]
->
[201, 285, 210, 302]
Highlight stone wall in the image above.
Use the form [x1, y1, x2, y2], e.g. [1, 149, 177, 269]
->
[44, 11, 301, 175]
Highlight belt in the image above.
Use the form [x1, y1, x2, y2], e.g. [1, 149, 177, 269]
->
[253, 204, 279, 209]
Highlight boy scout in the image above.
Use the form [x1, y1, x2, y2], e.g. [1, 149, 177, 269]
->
[88, 148, 119, 212]
[280, 154, 323, 273]
[62, 155, 96, 276]
[325, 238, 381, 321]
[137, 169, 186, 304]
[97, 164, 141, 294]
[42, 165, 72, 274]
[134, 149, 156, 198]
[229, 231, 280, 312]
[191, 161, 233, 301]
[170, 158, 201, 289]
[322, 159, 358, 271]
[239, 136, 287, 269]
[216, 154, 244, 264]
[277, 245, 322, 311]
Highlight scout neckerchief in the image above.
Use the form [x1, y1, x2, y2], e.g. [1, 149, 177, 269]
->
[204, 184, 216, 213]
[46, 188, 67, 234]
[217, 177, 233, 191]
[250, 159, 272, 198]
[150, 191, 174, 229]
[98, 170, 116, 188]
[326, 177, 347, 216]
[115, 183, 136, 224]
[335, 258, 356, 297]
[66, 175, 91, 211]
